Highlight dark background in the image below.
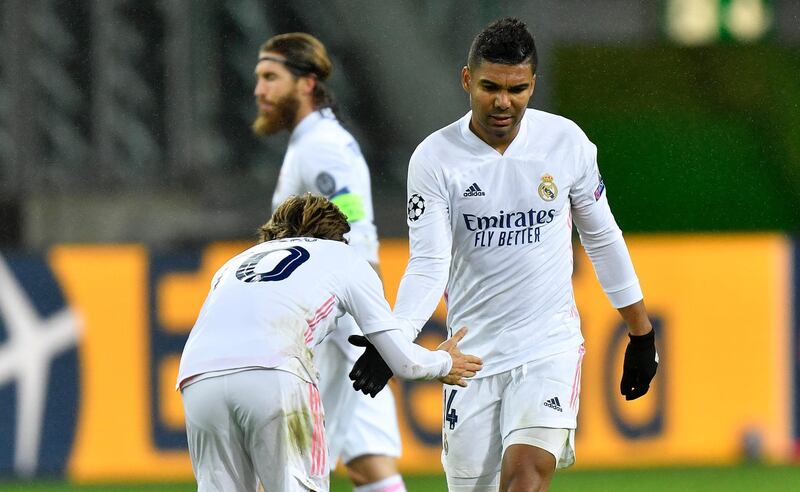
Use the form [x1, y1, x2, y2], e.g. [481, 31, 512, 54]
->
[1, 0, 797, 248]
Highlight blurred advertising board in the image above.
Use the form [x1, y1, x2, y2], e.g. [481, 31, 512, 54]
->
[0, 234, 793, 479]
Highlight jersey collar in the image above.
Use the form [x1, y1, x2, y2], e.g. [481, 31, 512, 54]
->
[459, 109, 530, 157]
[291, 107, 336, 142]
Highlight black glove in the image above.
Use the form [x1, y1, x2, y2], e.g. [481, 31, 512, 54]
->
[348, 335, 393, 398]
[620, 329, 658, 401]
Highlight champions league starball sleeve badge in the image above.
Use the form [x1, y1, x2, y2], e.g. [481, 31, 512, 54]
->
[407, 194, 426, 221]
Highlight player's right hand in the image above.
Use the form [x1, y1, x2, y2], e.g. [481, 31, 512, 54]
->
[437, 327, 482, 387]
[348, 335, 393, 398]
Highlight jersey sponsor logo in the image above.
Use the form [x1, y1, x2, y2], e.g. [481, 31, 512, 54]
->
[407, 194, 426, 221]
[544, 396, 563, 412]
[594, 174, 605, 201]
[463, 208, 556, 248]
[462, 183, 485, 197]
[538, 174, 558, 202]
[462, 208, 556, 231]
[315, 172, 336, 196]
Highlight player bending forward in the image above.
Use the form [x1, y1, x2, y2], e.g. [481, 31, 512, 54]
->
[352, 17, 658, 492]
[177, 194, 482, 492]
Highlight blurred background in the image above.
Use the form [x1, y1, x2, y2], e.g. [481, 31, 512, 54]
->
[0, 0, 799, 490]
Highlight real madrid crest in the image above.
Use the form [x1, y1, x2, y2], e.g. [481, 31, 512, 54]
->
[538, 174, 558, 201]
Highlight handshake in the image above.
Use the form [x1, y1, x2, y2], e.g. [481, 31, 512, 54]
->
[348, 327, 482, 397]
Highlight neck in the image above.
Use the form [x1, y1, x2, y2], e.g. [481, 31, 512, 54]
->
[291, 101, 316, 130]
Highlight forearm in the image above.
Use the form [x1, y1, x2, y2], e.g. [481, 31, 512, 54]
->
[393, 255, 449, 340]
[618, 299, 652, 336]
[366, 329, 451, 380]
[581, 232, 642, 308]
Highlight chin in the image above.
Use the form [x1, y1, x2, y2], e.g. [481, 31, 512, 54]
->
[252, 116, 282, 136]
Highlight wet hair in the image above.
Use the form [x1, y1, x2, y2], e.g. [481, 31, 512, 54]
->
[261, 33, 339, 117]
[259, 193, 350, 243]
[467, 17, 537, 74]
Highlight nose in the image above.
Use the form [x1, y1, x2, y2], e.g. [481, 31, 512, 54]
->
[494, 91, 510, 110]
[254, 79, 266, 98]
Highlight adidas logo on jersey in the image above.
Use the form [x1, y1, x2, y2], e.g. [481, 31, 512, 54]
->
[544, 396, 563, 412]
[463, 183, 485, 197]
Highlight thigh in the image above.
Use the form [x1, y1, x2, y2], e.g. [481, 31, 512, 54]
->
[228, 369, 329, 492]
[340, 385, 402, 464]
[182, 376, 257, 492]
[504, 427, 572, 470]
[442, 376, 505, 482]
[500, 345, 584, 468]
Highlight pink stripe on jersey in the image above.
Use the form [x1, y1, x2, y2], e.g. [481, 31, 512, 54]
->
[308, 303, 335, 329]
[305, 304, 336, 343]
[569, 345, 586, 410]
[304, 295, 336, 344]
[311, 296, 335, 322]
[383, 483, 406, 492]
[316, 386, 326, 474]
[308, 383, 326, 475]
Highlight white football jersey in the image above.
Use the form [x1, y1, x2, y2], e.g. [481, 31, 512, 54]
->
[395, 109, 642, 377]
[177, 238, 396, 388]
[271, 109, 380, 359]
[271, 108, 379, 263]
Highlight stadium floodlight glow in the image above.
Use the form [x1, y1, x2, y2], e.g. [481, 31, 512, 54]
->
[725, 0, 772, 42]
[666, 0, 720, 46]
[664, 0, 773, 45]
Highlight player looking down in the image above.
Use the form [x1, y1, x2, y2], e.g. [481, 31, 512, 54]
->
[177, 194, 482, 492]
[350, 17, 658, 492]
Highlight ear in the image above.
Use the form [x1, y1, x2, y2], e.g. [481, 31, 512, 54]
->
[461, 66, 471, 93]
[297, 75, 316, 97]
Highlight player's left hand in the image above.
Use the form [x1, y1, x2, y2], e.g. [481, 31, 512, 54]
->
[620, 329, 658, 400]
[348, 335, 393, 397]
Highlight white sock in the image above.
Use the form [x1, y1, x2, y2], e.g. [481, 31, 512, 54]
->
[353, 474, 406, 492]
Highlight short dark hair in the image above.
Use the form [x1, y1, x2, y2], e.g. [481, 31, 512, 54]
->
[259, 193, 350, 243]
[467, 17, 537, 74]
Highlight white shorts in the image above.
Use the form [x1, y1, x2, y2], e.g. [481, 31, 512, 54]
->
[315, 336, 402, 467]
[182, 369, 328, 492]
[441, 345, 585, 482]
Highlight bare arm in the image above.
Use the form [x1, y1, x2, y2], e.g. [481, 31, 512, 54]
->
[617, 299, 652, 336]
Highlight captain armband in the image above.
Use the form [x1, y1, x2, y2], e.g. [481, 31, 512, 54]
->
[330, 192, 366, 222]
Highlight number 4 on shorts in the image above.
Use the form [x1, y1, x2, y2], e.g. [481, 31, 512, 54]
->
[444, 389, 458, 430]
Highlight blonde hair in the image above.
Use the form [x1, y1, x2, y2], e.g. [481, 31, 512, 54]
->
[259, 193, 350, 243]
